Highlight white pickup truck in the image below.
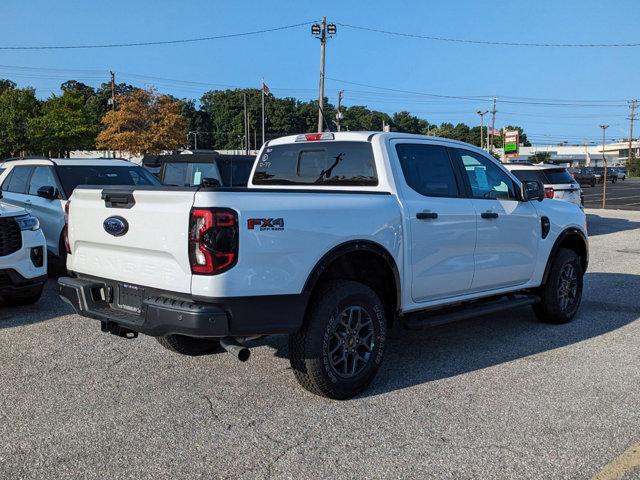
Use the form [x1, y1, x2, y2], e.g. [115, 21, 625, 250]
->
[59, 132, 588, 399]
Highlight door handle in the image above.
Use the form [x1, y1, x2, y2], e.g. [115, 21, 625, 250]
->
[416, 211, 438, 220]
[481, 211, 499, 219]
[24, 199, 32, 205]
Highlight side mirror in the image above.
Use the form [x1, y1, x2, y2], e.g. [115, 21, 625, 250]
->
[521, 180, 544, 202]
[36, 185, 57, 200]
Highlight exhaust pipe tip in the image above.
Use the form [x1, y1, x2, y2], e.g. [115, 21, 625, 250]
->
[220, 337, 251, 362]
[237, 347, 251, 362]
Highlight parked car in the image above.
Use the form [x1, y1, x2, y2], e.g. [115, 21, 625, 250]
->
[142, 153, 256, 187]
[59, 132, 588, 399]
[505, 164, 583, 207]
[592, 167, 618, 183]
[0, 158, 161, 270]
[570, 167, 597, 187]
[612, 168, 627, 181]
[0, 198, 47, 305]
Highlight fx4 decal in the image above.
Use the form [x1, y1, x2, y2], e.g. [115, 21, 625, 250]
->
[247, 218, 285, 231]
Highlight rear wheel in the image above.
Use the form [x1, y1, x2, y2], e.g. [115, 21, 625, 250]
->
[289, 280, 386, 400]
[2, 285, 44, 306]
[533, 248, 583, 324]
[156, 335, 223, 356]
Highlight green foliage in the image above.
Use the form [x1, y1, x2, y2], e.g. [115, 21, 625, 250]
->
[0, 83, 39, 157]
[529, 151, 552, 163]
[0, 77, 532, 157]
[28, 91, 98, 157]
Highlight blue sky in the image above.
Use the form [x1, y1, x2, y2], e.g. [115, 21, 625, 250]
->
[1, 0, 638, 145]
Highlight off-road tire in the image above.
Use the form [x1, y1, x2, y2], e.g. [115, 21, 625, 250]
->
[2, 285, 44, 306]
[289, 280, 386, 400]
[156, 335, 223, 356]
[533, 248, 583, 324]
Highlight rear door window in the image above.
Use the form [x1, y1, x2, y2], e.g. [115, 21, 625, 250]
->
[3, 166, 34, 193]
[542, 168, 574, 184]
[395, 143, 460, 197]
[253, 141, 377, 186]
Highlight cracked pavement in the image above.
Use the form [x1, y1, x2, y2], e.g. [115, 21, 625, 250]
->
[1, 209, 640, 479]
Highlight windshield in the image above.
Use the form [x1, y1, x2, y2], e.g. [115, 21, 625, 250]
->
[542, 168, 574, 184]
[56, 165, 161, 196]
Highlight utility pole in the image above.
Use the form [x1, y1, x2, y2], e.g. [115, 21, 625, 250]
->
[628, 99, 638, 169]
[477, 110, 488, 149]
[243, 93, 249, 155]
[312, 18, 337, 132]
[110, 71, 116, 112]
[600, 124, 609, 209]
[336, 90, 344, 132]
[488, 97, 497, 152]
[261, 79, 267, 146]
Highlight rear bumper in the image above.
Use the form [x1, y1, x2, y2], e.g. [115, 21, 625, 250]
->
[0, 269, 47, 296]
[57, 275, 309, 338]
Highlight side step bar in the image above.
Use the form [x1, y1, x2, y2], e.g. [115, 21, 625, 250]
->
[403, 294, 540, 330]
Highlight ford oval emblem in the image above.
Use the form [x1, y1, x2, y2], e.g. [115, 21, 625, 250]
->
[103, 216, 129, 237]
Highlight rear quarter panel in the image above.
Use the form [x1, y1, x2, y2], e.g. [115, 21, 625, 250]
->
[191, 190, 403, 298]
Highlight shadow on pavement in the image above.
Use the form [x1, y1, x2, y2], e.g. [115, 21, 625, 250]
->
[0, 280, 73, 329]
[587, 213, 640, 236]
[254, 272, 639, 399]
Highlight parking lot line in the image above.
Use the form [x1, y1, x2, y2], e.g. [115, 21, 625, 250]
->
[592, 441, 640, 480]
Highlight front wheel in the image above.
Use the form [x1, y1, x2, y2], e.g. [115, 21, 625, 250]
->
[289, 280, 386, 400]
[533, 248, 583, 324]
[2, 285, 44, 306]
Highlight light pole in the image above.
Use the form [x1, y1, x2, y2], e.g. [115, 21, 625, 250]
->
[187, 131, 199, 151]
[600, 124, 609, 208]
[311, 18, 337, 132]
[477, 110, 488, 149]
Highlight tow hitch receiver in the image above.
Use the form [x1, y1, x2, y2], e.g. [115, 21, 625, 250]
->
[101, 321, 138, 339]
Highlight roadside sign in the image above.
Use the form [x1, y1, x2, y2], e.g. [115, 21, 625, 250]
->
[504, 130, 519, 158]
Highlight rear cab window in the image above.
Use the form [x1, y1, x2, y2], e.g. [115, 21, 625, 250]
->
[252, 141, 377, 186]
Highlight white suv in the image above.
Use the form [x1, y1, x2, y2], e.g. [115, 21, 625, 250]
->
[0, 199, 47, 305]
[505, 163, 583, 208]
[0, 158, 161, 270]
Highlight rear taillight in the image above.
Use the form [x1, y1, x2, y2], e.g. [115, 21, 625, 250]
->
[189, 208, 238, 275]
[63, 200, 71, 255]
[544, 188, 555, 199]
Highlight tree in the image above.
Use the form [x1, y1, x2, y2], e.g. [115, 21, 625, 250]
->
[529, 151, 552, 163]
[0, 85, 39, 157]
[96, 88, 186, 154]
[392, 111, 428, 134]
[181, 99, 212, 149]
[28, 91, 97, 157]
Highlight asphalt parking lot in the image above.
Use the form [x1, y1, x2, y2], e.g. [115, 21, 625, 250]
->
[582, 177, 640, 210]
[1, 209, 640, 479]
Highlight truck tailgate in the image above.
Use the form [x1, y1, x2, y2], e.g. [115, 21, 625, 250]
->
[67, 187, 196, 293]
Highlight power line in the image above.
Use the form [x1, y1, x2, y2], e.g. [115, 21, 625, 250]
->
[0, 21, 317, 50]
[336, 22, 640, 48]
[327, 77, 630, 107]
